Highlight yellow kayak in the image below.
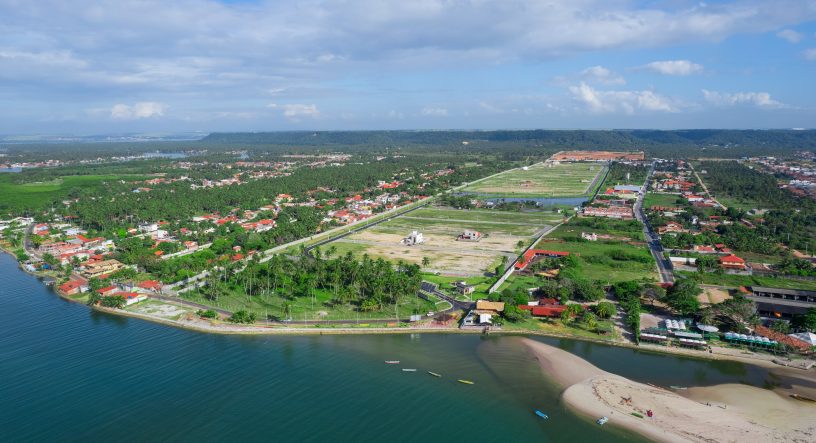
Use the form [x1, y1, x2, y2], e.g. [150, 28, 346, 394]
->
[457, 379, 474, 385]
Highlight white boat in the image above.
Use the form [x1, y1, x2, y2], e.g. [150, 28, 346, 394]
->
[597, 416, 609, 425]
[384, 361, 400, 364]
[402, 368, 417, 372]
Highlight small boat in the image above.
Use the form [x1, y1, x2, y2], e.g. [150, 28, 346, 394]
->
[402, 368, 417, 372]
[790, 394, 816, 403]
[597, 416, 609, 425]
[458, 379, 475, 385]
[669, 386, 687, 390]
[428, 371, 442, 377]
[384, 361, 400, 364]
[535, 410, 549, 420]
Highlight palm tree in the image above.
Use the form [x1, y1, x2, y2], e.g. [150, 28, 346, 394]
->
[595, 301, 616, 319]
[281, 301, 292, 320]
[422, 256, 431, 267]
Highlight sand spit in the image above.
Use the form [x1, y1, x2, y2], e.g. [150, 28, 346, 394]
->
[522, 338, 816, 443]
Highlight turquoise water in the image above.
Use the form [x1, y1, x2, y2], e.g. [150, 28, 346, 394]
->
[0, 253, 796, 442]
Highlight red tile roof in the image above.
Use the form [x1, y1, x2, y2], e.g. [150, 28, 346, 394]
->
[138, 280, 162, 290]
[719, 254, 745, 264]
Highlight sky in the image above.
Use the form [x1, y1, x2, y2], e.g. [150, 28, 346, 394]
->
[1, 0, 816, 134]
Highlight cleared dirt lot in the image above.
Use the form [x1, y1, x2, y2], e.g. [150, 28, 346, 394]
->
[328, 207, 556, 276]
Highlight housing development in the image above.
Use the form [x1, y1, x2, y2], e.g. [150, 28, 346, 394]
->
[3, 130, 816, 443]
[0, 136, 812, 358]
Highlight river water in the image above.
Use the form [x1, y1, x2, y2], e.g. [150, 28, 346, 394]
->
[0, 253, 793, 442]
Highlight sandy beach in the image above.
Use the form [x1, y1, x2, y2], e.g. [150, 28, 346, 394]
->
[522, 338, 816, 443]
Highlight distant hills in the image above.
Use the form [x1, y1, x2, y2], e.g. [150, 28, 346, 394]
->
[201, 129, 816, 157]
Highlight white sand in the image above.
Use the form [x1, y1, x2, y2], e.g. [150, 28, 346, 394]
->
[522, 338, 816, 443]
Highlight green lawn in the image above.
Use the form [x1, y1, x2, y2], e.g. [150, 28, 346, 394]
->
[531, 221, 657, 283]
[180, 286, 437, 321]
[0, 174, 146, 214]
[461, 162, 605, 197]
[643, 192, 683, 208]
[715, 196, 765, 211]
[420, 273, 495, 299]
[679, 271, 816, 290]
[410, 207, 565, 225]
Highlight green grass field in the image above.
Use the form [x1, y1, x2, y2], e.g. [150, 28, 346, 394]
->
[461, 162, 605, 198]
[643, 192, 683, 208]
[530, 220, 657, 283]
[0, 174, 145, 214]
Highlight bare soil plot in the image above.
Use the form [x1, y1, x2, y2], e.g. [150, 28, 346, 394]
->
[328, 207, 555, 276]
[698, 287, 732, 305]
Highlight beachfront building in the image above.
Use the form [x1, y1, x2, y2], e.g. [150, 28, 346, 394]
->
[58, 279, 88, 295]
[81, 259, 126, 279]
[462, 300, 505, 328]
[746, 286, 816, 318]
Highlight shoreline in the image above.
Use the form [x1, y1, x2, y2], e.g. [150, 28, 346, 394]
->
[0, 246, 812, 370]
[522, 338, 816, 443]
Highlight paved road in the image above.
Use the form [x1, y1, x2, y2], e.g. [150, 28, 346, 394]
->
[635, 162, 674, 284]
[421, 281, 475, 312]
[688, 162, 727, 210]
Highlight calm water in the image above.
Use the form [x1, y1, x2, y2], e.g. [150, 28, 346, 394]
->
[0, 253, 797, 443]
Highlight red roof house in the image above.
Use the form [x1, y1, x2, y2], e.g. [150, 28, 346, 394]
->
[58, 280, 83, 295]
[515, 250, 570, 271]
[719, 254, 747, 270]
[137, 280, 163, 292]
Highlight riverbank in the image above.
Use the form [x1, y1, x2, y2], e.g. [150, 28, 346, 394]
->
[522, 338, 816, 443]
[2, 245, 813, 371]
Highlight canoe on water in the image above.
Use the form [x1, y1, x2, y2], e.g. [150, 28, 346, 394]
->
[428, 371, 442, 377]
[384, 361, 400, 364]
[457, 379, 474, 385]
[535, 410, 549, 420]
[402, 368, 417, 372]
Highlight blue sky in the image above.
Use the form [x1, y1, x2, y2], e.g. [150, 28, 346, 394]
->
[1, 0, 816, 134]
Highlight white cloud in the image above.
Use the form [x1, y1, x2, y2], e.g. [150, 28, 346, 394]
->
[421, 107, 448, 116]
[702, 90, 784, 108]
[804, 48, 816, 60]
[642, 60, 704, 76]
[110, 102, 166, 120]
[267, 103, 320, 120]
[568, 82, 676, 114]
[580, 66, 626, 85]
[777, 29, 804, 43]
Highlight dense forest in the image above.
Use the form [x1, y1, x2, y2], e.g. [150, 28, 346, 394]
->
[699, 161, 816, 251]
[4, 129, 815, 162]
[201, 129, 816, 158]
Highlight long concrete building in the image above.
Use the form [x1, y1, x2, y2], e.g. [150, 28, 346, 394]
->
[747, 286, 816, 318]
